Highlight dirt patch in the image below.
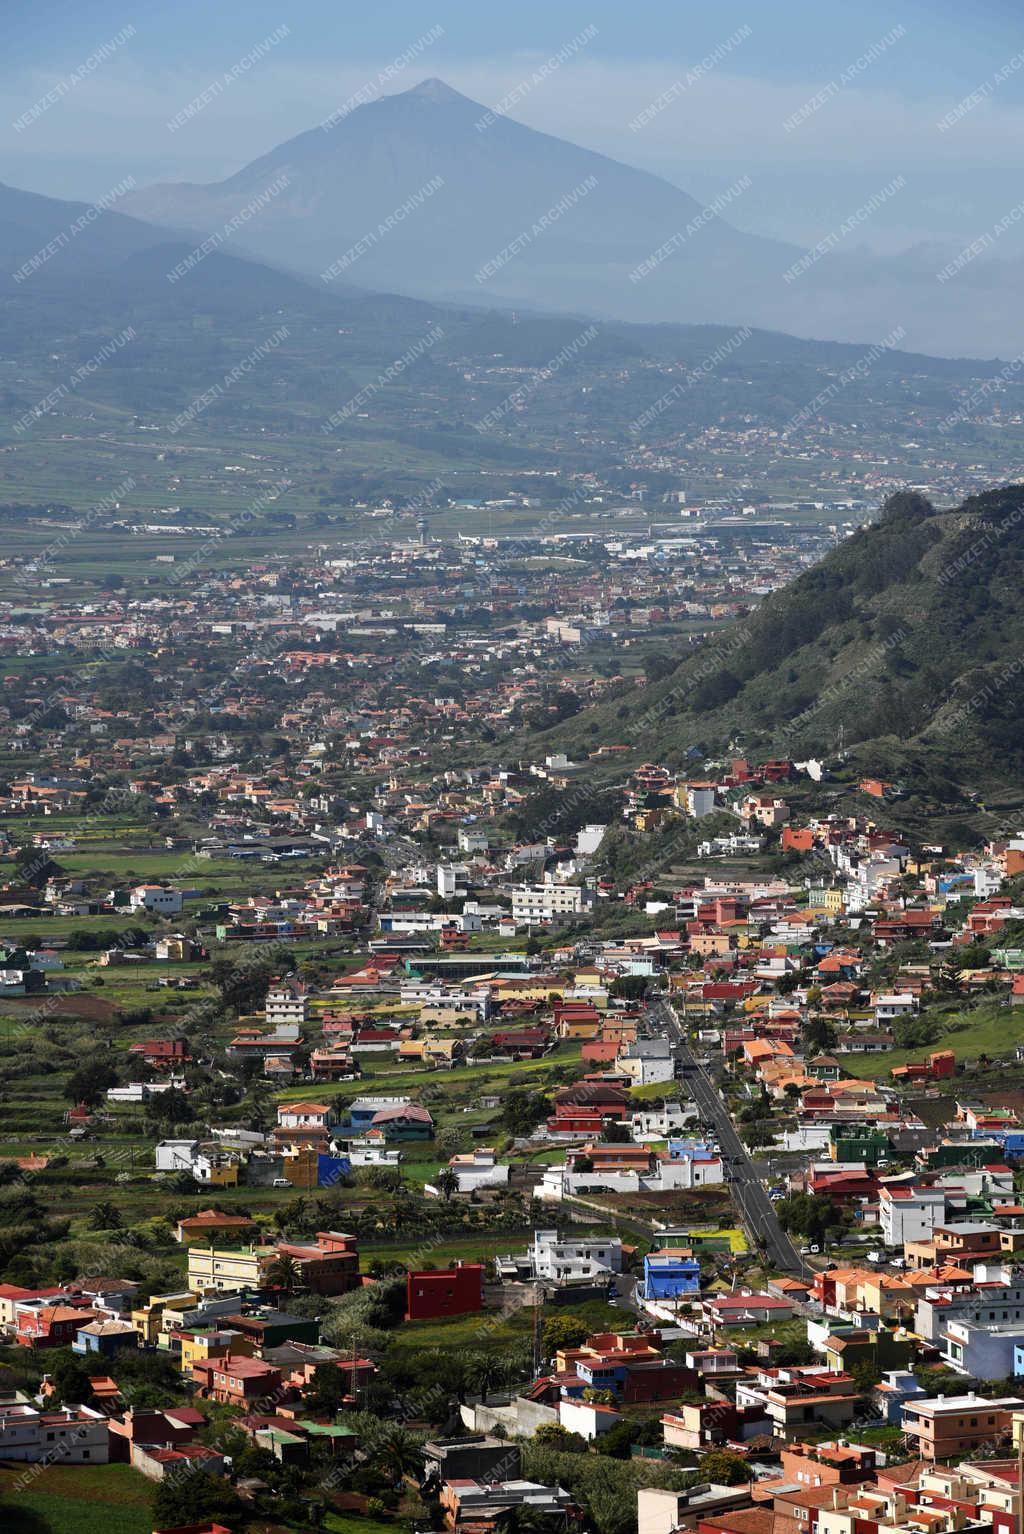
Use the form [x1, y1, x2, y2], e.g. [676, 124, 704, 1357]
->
[0, 994, 121, 1022]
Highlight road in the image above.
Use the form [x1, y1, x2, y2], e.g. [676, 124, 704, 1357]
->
[649, 997, 807, 1277]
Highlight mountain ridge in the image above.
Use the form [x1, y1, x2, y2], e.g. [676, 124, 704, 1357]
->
[118, 77, 1024, 359]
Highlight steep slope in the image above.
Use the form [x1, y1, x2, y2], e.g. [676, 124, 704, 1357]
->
[120, 78, 1024, 358]
[541, 486, 1024, 785]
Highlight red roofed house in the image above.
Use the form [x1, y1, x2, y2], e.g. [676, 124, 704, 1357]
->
[371, 1102, 434, 1142]
[705, 1292, 796, 1328]
[548, 1082, 632, 1136]
[191, 1354, 283, 1407]
[15, 1300, 99, 1348]
[174, 1209, 259, 1245]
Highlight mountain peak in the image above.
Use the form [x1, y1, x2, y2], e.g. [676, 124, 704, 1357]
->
[402, 77, 469, 104]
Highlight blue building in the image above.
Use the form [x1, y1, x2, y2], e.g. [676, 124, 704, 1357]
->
[72, 1319, 139, 1357]
[667, 1138, 714, 1161]
[875, 1368, 926, 1425]
[643, 1250, 701, 1301]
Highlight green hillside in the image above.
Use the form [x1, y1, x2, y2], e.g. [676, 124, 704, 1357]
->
[535, 486, 1024, 796]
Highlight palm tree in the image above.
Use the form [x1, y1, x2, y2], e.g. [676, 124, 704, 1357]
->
[465, 1352, 503, 1399]
[435, 1167, 459, 1202]
[387, 1190, 416, 1231]
[266, 1251, 301, 1295]
[88, 1200, 121, 1231]
[372, 1424, 423, 1485]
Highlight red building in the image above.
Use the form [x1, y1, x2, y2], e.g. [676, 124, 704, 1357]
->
[15, 1300, 98, 1348]
[891, 1050, 956, 1084]
[406, 1261, 484, 1321]
[547, 1082, 631, 1135]
[129, 1037, 190, 1066]
[191, 1355, 283, 1407]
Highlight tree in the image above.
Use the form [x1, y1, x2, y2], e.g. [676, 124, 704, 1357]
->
[775, 1192, 834, 1245]
[152, 1470, 243, 1529]
[436, 1125, 469, 1156]
[435, 1168, 460, 1202]
[533, 1423, 588, 1454]
[266, 1252, 301, 1295]
[209, 953, 290, 1016]
[371, 1424, 423, 1484]
[802, 1016, 837, 1054]
[600, 1121, 631, 1143]
[699, 1450, 755, 1485]
[465, 1352, 505, 1398]
[595, 1415, 661, 1459]
[937, 956, 964, 994]
[541, 1313, 591, 1357]
[147, 1087, 193, 1125]
[501, 1089, 548, 1137]
[14, 846, 64, 888]
[307, 1360, 350, 1412]
[643, 652, 677, 684]
[65, 1060, 118, 1104]
[850, 1359, 882, 1395]
[496, 1504, 574, 1534]
[89, 1200, 122, 1231]
[609, 975, 649, 1001]
[46, 1352, 96, 1407]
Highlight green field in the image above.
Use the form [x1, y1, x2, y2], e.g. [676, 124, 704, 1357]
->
[0, 1463, 154, 1534]
[842, 1001, 1020, 1079]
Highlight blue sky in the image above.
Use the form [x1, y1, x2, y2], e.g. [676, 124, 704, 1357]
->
[4, 0, 1024, 250]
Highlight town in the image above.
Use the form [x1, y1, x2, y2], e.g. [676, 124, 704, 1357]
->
[5, 652, 1024, 1534]
[6, 15, 1024, 1534]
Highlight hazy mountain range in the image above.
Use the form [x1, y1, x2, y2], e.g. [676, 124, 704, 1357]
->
[1, 77, 1020, 363]
[106, 77, 1018, 361]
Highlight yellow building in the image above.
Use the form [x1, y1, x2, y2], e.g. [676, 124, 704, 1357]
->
[131, 1291, 199, 1344]
[398, 1035, 465, 1064]
[490, 980, 567, 1003]
[177, 1328, 254, 1375]
[204, 1160, 240, 1188]
[558, 1018, 601, 1041]
[188, 1245, 274, 1294]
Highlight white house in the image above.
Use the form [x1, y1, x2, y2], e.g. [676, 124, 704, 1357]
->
[558, 1398, 620, 1440]
[504, 1229, 623, 1282]
[631, 1102, 697, 1141]
[685, 787, 717, 819]
[0, 1400, 109, 1464]
[276, 1101, 335, 1132]
[874, 993, 918, 1025]
[347, 1141, 403, 1168]
[615, 1038, 674, 1086]
[155, 1139, 201, 1172]
[879, 1184, 947, 1248]
[265, 980, 310, 1026]
[511, 884, 594, 925]
[445, 1147, 511, 1193]
[128, 884, 184, 915]
[108, 1080, 183, 1104]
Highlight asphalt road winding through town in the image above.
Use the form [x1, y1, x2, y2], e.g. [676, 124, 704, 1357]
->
[649, 997, 807, 1277]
